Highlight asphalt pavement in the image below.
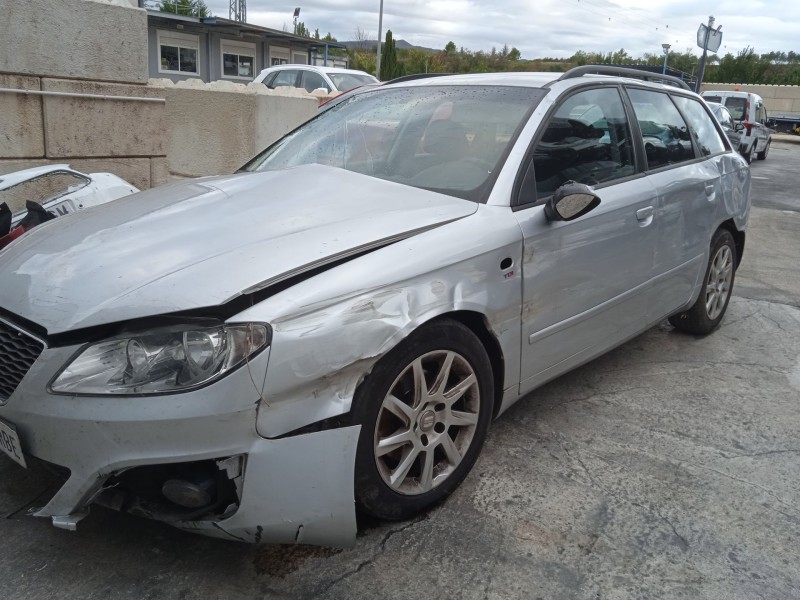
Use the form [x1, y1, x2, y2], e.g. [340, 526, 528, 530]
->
[1, 142, 799, 600]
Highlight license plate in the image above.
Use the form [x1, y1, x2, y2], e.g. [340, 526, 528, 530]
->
[44, 197, 77, 218]
[0, 419, 27, 468]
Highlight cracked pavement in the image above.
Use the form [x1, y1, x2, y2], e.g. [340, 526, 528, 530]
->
[1, 142, 799, 599]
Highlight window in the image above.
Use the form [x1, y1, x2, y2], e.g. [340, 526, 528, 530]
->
[757, 103, 767, 124]
[267, 70, 299, 89]
[270, 46, 290, 67]
[328, 72, 379, 92]
[221, 40, 255, 79]
[714, 106, 734, 130]
[672, 96, 726, 156]
[628, 88, 695, 170]
[158, 31, 200, 75]
[293, 52, 308, 64]
[301, 71, 330, 92]
[526, 87, 636, 198]
[724, 97, 747, 121]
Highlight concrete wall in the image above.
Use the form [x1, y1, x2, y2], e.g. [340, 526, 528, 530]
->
[700, 83, 800, 114]
[0, 0, 148, 85]
[0, 1, 168, 191]
[148, 79, 322, 177]
[0, 0, 324, 192]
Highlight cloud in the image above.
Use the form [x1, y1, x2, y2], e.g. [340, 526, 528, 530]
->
[205, 0, 800, 60]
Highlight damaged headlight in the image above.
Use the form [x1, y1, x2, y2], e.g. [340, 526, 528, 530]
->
[51, 323, 270, 395]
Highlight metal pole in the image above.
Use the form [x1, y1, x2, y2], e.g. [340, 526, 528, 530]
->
[376, 0, 384, 80]
[694, 15, 714, 93]
[662, 53, 668, 75]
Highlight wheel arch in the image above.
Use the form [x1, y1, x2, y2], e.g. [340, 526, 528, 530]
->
[428, 310, 506, 419]
[718, 219, 745, 268]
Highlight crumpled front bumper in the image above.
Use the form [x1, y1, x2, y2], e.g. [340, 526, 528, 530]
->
[0, 342, 360, 546]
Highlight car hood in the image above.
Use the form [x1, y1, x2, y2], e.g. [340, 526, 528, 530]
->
[0, 165, 477, 335]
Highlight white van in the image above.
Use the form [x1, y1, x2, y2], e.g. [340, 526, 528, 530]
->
[701, 90, 773, 162]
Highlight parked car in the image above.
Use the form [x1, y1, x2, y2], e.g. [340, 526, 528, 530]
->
[0, 67, 750, 547]
[253, 64, 378, 94]
[705, 101, 746, 160]
[701, 90, 774, 161]
[0, 164, 138, 248]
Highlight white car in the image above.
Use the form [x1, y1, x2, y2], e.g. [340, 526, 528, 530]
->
[0, 165, 138, 248]
[254, 64, 378, 94]
[701, 90, 774, 161]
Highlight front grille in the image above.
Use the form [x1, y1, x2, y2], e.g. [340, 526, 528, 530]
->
[0, 319, 44, 401]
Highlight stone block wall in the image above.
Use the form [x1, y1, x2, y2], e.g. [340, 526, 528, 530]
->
[148, 79, 321, 178]
[0, 0, 167, 190]
[0, 0, 326, 192]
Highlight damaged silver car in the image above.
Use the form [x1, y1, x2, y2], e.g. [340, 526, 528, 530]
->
[0, 67, 750, 546]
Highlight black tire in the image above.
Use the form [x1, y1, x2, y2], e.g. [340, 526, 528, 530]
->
[741, 145, 753, 164]
[351, 319, 494, 521]
[757, 139, 770, 160]
[669, 228, 737, 335]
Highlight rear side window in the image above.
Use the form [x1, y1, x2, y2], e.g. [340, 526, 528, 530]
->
[715, 106, 734, 129]
[724, 97, 747, 120]
[268, 70, 299, 89]
[628, 88, 695, 170]
[673, 96, 727, 156]
[704, 95, 722, 103]
[527, 87, 636, 197]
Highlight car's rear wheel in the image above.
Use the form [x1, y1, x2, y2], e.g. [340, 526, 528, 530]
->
[741, 144, 753, 163]
[351, 319, 494, 520]
[669, 228, 737, 335]
[757, 139, 770, 160]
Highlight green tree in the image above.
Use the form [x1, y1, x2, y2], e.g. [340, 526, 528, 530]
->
[159, 0, 210, 17]
[445, 41, 457, 54]
[294, 21, 310, 37]
[508, 47, 521, 61]
[380, 30, 404, 80]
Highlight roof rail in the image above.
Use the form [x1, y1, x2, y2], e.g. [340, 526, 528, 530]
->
[557, 65, 692, 91]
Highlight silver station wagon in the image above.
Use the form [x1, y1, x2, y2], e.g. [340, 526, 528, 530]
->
[0, 67, 750, 546]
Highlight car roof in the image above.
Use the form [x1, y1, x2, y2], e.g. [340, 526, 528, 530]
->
[259, 65, 372, 75]
[703, 90, 763, 100]
[384, 71, 698, 96]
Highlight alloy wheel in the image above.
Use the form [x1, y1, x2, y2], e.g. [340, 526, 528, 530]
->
[705, 244, 733, 320]
[373, 350, 480, 495]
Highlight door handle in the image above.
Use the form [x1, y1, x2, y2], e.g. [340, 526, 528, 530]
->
[636, 206, 654, 221]
[705, 184, 715, 196]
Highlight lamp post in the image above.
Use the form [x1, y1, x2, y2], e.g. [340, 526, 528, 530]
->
[661, 43, 671, 75]
[375, 0, 384, 80]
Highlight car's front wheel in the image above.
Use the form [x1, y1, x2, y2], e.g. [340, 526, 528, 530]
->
[669, 228, 737, 335]
[351, 319, 494, 520]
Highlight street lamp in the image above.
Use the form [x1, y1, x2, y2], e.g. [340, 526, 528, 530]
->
[661, 43, 671, 75]
[376, 0, 384, 80]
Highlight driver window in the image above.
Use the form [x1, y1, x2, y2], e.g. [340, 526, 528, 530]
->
[529, 87, 636, 198]
[302, 71, 330, 93]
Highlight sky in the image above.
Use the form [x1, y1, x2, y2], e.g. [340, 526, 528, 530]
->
[207, 0, 799, 61]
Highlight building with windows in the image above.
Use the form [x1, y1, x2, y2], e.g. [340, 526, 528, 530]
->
[146, 10, 345, 83]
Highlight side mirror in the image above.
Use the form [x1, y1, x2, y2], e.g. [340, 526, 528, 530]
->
[734, 122, 745, 132]
[544, 181, 601, 222]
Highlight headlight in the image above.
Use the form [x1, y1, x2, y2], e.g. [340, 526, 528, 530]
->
[51, 323, 270, 395]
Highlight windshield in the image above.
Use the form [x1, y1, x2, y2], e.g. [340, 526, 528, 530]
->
[243, 85, 542, 202]
[328, 73, 379, 92]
